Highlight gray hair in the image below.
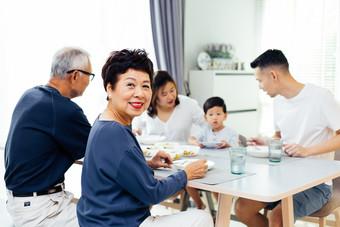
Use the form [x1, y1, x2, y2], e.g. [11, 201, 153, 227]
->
[50, 47, 90, 79]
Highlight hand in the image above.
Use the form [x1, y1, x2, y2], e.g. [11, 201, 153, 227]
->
[194, 139, 204, 148]
[188, 137, 204, 148]
[215, 140, 231, 149]
[183, 159, 208, 181]
[247, 137, 266, 146]
[284, 143, 309, 157]
[132, 128, 142, 136]
[148, 151, 173, 169]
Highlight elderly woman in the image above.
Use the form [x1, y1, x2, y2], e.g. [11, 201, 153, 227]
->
[76, 49, 213, 227]
[132, 70, 206, 142]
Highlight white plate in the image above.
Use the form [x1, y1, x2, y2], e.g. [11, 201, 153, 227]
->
[177, 145, 200, 156]
[173, 159, 215, 170]
[246, 146, 269, 158]
[197, 52, 211, 70]
[198, 142, 223, 148]
[154, 142, 180, 148]
[137, 135, 166, 145]
[141, 149, 157, 157]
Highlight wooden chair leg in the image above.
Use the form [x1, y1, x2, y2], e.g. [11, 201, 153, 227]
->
[319, 217, 326, 227]
[333, 207, 340, 227]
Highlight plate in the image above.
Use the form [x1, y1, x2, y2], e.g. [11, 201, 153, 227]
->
[198, 142, 223, 148]
[154, 142, 180, 149]
[197, 52, 211, 70]
[246, 146, 268, 158]
[141, 149, 157, 157]
[137, 135, 166, 145]
[177, 145, 200, 156]
[173, 159, 215, 170]
[167, 151, 182, 160]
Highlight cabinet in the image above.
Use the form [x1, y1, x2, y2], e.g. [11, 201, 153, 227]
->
[189, 70, 260, 137]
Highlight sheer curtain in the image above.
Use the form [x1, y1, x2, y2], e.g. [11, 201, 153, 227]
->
[256, 0, 340, 136]
[0, 0, 155, 147]
[150, 0, 185, 94]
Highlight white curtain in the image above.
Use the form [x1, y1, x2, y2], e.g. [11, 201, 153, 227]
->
[0, 0, 155, 147]
[256, 0, 339, 136]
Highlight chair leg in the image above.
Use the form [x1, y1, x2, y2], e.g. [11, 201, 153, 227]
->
[333, 207, 340, 227]
[319, 217, 326, 227]
[205, 191, 216, 217]
[180, 190, 190, 211]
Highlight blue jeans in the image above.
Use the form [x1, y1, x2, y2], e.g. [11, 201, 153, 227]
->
[265, 183, 332, 221]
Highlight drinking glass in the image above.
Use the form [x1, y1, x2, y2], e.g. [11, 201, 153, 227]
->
[229, 147, 246, 174]
[267, 138, 283, 162]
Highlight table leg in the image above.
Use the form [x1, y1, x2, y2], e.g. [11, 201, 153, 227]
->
[281, 195, 294, 227]
[215, 193, 234, 227]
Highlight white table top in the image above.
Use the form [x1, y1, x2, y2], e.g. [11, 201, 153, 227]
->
[154, 147, 340, 227]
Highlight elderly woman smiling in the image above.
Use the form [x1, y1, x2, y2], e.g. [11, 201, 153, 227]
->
[76, 49, 213, 227]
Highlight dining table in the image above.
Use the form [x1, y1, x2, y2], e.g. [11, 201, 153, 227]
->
[153, 147, 340, 227]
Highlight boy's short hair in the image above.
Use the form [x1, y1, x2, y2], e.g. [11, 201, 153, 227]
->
[203, 96, 227, 114]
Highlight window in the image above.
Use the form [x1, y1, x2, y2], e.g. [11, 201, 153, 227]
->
[256, 0, 339, 136]
[0, 0, 155, 146]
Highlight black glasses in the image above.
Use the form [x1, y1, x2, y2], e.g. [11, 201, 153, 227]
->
[67, 69, 95, 81]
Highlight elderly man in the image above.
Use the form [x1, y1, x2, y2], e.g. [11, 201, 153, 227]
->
[4, 47, 93, 226]
[234, 49, 340, 227]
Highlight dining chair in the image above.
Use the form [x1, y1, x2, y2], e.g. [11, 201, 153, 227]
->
[299, 150, 340, 227]
[159, 190, 190, 211]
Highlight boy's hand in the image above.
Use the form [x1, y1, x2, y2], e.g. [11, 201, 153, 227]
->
[215, 140, 231, 149]
[189, 137, 204, 148]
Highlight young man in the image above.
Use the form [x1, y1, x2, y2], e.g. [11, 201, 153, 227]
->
[234, 49, 340, 227]
[5, 47, 93, 226]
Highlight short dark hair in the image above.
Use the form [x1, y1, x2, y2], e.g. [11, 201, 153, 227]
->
[147, 70, 180, 117]
[250, 49, 289, 70]
[101, 49, 154, 99]
[203, 96, 227, 114]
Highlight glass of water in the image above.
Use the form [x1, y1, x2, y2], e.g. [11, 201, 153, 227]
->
[229, 147, 246, 174]
[267, 138, 283, 162]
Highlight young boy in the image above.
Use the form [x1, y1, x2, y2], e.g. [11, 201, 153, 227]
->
[189, 96, 239, 149]
[187, 96, 240, 208]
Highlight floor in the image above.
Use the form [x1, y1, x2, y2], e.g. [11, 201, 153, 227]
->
[0, 148, 332, 226]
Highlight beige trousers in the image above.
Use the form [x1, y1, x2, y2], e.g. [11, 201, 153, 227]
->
[6, 190, 78, 227]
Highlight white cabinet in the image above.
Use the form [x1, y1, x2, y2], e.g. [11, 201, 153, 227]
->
[189, 70, 260, 137]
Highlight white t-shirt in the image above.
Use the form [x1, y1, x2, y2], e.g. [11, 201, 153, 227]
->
[193, 125, 239, 147]
[274, 83, 340, 160]
[132, 95, 206, 142]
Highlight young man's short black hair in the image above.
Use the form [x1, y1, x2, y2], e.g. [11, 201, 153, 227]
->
[250, 49, 289, 70]
[203, 96, 227, 114]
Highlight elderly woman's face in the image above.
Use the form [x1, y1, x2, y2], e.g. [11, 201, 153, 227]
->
[108, 69, 152, 122]
[156, 82, 177, 109]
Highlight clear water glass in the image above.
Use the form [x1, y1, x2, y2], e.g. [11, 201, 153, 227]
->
[229, 147, 246, 174]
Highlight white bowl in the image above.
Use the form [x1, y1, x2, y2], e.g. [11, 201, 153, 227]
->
[137, 135, 166, 145]
[246, 146, 269, 158]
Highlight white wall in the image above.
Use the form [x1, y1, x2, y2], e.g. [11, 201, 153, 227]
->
[184, 0, 259, 82]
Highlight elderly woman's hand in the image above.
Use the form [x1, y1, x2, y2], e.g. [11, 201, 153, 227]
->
[183, 159, 208, 182]
[147, 150, 173, 169]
